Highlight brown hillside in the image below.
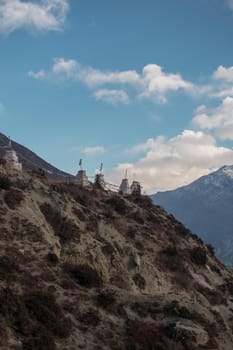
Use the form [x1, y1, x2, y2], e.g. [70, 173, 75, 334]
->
[0, 166, 233, 350]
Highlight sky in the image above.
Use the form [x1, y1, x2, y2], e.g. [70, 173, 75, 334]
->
[1, 0, 233, 193]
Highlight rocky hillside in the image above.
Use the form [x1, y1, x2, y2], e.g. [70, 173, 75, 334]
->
[0, 132, 74, 181]
[1, 166, 233, 349]
[152, 165, 233, 266]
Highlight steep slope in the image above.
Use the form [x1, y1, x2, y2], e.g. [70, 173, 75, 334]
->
[0, 132, 74, 181]
[152, 165, 233, 265]
[1, 166, 233, 349]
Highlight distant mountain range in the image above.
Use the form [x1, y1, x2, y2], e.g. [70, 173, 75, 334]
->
[151, 165, 233, 265]
[0, 132, 74, 181]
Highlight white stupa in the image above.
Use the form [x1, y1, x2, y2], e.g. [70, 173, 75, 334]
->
[119, 170, 130, 195]
[94, 163, 105, 190]
[75, 159, 89, 187]
[3, 139, 22, 172]
[130, 180, 141, 195]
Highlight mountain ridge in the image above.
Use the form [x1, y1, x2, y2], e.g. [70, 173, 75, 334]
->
[152, 165, 233, 265]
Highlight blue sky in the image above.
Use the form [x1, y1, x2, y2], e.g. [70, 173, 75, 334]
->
[1, 0, 233, 193]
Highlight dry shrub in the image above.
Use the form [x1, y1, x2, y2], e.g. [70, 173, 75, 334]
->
[174, 222, 191, 237]
[0, 255, 19, 281]
[190, 247, 207, 266]
[105, 196, 128, 215]
[206, 244, 215, 257]
[77, 309, 100, 327]
[0, 157, 6, 166]
[0, 288, 32, 336]
[22, 327, 56, 350]
[133, 273, 146, 290]
[164, 301, 193, 319]
[72, 207, 86, 221]
[101, 242, 115, 256]
[40, 203, 80, 244]
[130, 195, 154, 210]
[127, 320, 184, 350]
[4, 188, 24, 209]
[63, 263, 103, 288]
[0, 320, 8, 347]
[0, 175, 11, 190]
[160, 247, 187, 272]
[96, 289, 116, 309]
[24, 291, 72, 338]
[46, 252, 59, 265]
[96, 289, 126, 317]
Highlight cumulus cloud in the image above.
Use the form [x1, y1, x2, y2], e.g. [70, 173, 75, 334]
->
[192, 97, 233, 140]
[82, 146, 105, 156]
[139, 64, 194, 103]
[0, 0, 69, 34]
[28, 70, 46, 79]
[28, 58, 194, 103]
[109, 130, 233, 193]
[213, 65, 233, 82]
[93, 89, 129, 105]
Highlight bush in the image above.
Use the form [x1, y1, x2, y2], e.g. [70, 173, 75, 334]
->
[77, 309, 100, 327]
[105, 196, 128, 215]
[40, 203, 80, 244]
[0, 175, 11, 190]
[46, 253, 59, 265]
[206, 244, 215, 257]
[4, 188, 24, 209]
[24, 291, 72, 338]
[190, 247, 207, 266]
[0, 288, 32, 336]
[63, 263, 103, 288]
[127, 320, 184, 350]
[96, 289, 116, 309]
[130, 195, 154, 210]
[0, 256, 19, 281]
[160, 247, 187, 272]
[22, 328, 56, 350]
[133, 273, 146, 290]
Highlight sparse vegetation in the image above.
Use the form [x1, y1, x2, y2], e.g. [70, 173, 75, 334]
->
[127, 320, 184, 350]
[40, 203, 80, 243]
[63, 263, 103, 288]
[4, 188, 24, 209]
[0, 175, 11, 190]
[190, 246, 207, 266]
[133, 273, 146, 290]
[105, 195, 128, 215]
[0, 170, 232, 349]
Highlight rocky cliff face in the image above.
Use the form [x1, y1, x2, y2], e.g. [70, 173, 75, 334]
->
[151, 165, 233, 266]
[1, 166, 233, 349]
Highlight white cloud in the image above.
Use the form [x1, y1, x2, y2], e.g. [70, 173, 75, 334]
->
[82, 146, 105, 156]
[0, 0, 69, 34]
[213, 65, 233, 82]
[28, 70, 46, 79]
[109, 130, 233, 193]
[94, 89, 129, 105]
[139, 64, 194, 103]
[192, 97, 233, 140]
[208, 65, 233, 98]
[52, 57, 77, 75]
[28, 58, 194, 103]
